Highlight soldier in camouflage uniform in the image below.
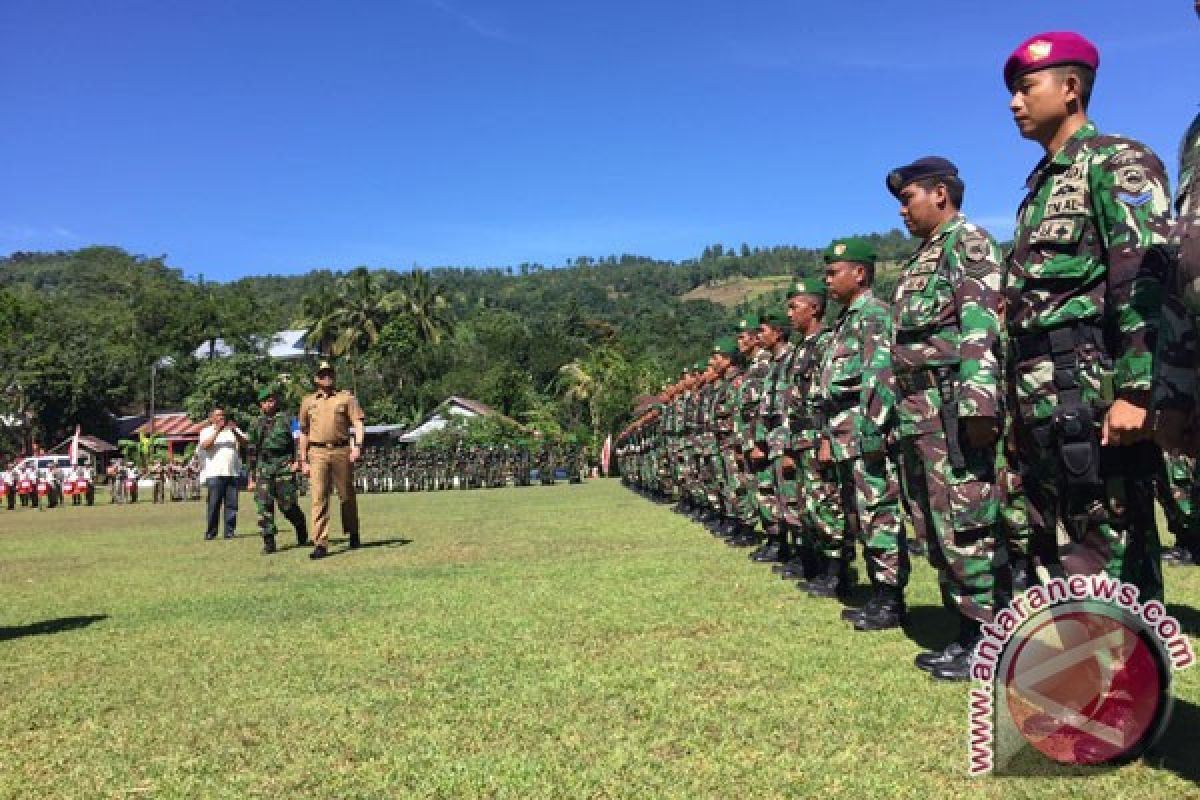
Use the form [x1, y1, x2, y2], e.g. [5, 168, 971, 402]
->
[779, 278, 843, 583]
[813, 238, 909, 630]
[1157, 454, 1199, 566]
[247, 385, 309, 555]
[1153, 4, 1200, 561]
[883, 157, 1007, 680]
[709, 337, 742, 536]
[730, 314, 770, 547]
[1004, 32, 1171, 602]
[749, 311, 795, 563]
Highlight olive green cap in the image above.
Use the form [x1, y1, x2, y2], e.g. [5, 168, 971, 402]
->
[712, 336, 738, 356]
[737, 313, 760, 331]
[761, 310, 789, 328]
[256, 385, 279, 402]
[822, 238, 876, 266]
[789, 276, 827, 299]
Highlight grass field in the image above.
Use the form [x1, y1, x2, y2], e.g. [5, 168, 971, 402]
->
[1, 480, 1198, 799]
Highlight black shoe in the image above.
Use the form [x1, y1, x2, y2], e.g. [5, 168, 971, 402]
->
[262, 535, 277, 555]
[296, 532, 310, 547]
[854, 587, 906, 631]
[1169, 549, 1197, 567]
[915, 642, 965, 673]
[751, 540, 784, 563]
[1163, 546, 1184, 563]
[908, 540, 926, 557]
[204, 533, 216, 541]
[223, 532, 236, 539]
[348, 534, 362, 549]
[309, 544, 328, 560]
[931, 648, 974, 682]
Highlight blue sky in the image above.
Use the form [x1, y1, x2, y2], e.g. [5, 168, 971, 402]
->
[2, 1, 1197, 280]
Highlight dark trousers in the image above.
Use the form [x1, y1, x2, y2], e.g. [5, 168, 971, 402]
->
[205, 476, 239, 538]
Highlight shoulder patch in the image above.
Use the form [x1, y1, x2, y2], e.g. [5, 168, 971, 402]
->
[1116, 191, 1153, 207]
[1115, 164, 1149, 193]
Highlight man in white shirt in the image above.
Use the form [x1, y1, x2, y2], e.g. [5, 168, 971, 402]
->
[198, 408, 247, 540]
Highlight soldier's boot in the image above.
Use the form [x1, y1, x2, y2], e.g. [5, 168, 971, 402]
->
[806, 557, 849, 599]
[752, 526, 787, 563]
[853, 585, 906, 631]
[840, 574, 880, 622]
[296, 523, 310, 547]
[729, 522, 760, 548]
[908, 538, 926, 558]
[917, 616, 980, 673]
[931, 619, 983, 682]
[262, 534, 277, 555]
[348, 532, 362, 549]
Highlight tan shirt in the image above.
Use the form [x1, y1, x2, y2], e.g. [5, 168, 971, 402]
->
[299, 389, 365, 444]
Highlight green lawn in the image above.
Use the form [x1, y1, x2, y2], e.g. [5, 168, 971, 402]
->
[1, 481, 1197, 799]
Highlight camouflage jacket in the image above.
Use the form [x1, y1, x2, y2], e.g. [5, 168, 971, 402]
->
[1154, 112, 1200, 414]
[736, 348, 773, 454]
[247, 413, 296, 477]
[891, 213, 1004, 438]
[712, 366, 742, 439]
[816, 289, 895, 462]
[757, 342, 796, 458]
[783, 326, 831, 450]
[1007, 122, 1171, 418]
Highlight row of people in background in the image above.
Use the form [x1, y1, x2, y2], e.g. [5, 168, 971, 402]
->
[1, 463, 96, 509]
[355, 442, 589, 492]
[617, 24, 1199, 682]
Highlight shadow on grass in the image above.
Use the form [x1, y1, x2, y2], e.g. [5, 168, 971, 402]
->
[1165, 603, 1200, 636]
[902, 604, 957, 651]
[1146, 696, 1200, 784]
[324, 537, 414, 557]
[0, 614, 108, 642]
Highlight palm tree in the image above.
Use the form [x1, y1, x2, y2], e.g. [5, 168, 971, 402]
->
[392, 269, 454, 345]
[329, 267, 392, 359]
[299, 290, 340, 357]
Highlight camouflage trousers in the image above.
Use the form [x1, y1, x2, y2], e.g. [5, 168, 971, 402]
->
[896, 431, 1002, 624]
[997, 454, 1032, 561]
[834, 454, 908, 588]
[792, 448, 845, 559]
[1017, 426, 1163, 602]
[753, 451, 780, 528]
[255, 470, 307, 540]
[1157, 452, 1199, 547]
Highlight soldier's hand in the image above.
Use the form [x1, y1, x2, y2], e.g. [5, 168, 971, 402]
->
[1102, 396, 1152, 446]
[781, 455, 796, 471]
[301, 461, 310, 476]
[817, 438, 832, 465]
[350, 445, 361, 464]
[962, 416, 999, 450]
[246, 479, 256, 492]
[750, 446, 765, 461]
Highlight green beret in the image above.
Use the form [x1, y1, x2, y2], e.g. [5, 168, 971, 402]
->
[737, 313, 760, 331]
[789, 276, 827, 299]
[761, 310, 789, 328]
[257, 385, 278, 402]
[694, 360, 707, 371]
[823, 238, 876, 266]
[712, 336, 738, 356]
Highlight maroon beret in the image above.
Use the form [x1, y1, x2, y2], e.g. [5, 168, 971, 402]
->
[1004, 31, 1099, 89]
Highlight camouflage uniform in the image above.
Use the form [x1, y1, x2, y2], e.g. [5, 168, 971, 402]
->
[713, 364, 744, 526]
[756, 339, 795, 536]
[1007, 121, 1172, 601]
[785, 324, 845, 565]
[736, 347, 773, 539]
[890, 213, 1005, 624]
[816, 289, 908, 591]
[1153, 111, 1200, 563]
[248, 409, 308, 548]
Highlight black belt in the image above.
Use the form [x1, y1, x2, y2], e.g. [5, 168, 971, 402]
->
[1012, 322, 1104, 363]
[788, 416, 816, 433]
[309, 440, 350, 448]
[823, 395, 858, 414]
[895, 367, 952, 394]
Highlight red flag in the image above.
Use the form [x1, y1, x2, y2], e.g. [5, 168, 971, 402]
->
[600, 434, 612, 476]
[69, 425, 81, 465]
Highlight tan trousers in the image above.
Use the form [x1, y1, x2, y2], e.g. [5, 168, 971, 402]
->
[308, 447, 359, 546]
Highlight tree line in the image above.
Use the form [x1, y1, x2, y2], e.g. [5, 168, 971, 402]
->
[0, 230, 918, 454]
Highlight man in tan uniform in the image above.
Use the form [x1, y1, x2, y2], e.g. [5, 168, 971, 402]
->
[299, 361, 366, 559]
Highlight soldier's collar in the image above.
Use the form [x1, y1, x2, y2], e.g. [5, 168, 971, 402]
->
[1027, 121, 1099, 186]
[846, 288, 874, 313]
[929, 212, 966, 243]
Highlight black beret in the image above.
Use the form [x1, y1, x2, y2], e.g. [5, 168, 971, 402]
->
[886, 156, 959, 198]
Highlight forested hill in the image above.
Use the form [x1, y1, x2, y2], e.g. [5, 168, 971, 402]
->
[0, 230, 916, 451]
